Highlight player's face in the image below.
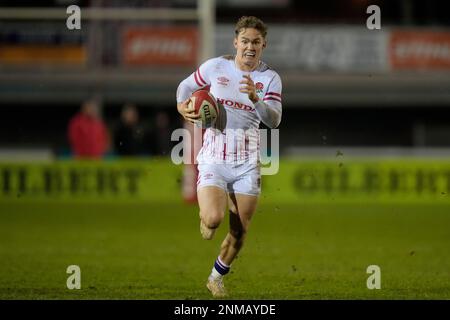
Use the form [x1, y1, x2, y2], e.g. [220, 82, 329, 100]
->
[234, 28, 266, 71]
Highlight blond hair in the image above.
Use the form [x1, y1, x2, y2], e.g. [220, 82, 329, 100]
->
[234, 16, 267, 39]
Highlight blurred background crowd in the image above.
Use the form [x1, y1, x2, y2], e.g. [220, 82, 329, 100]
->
[0, 0, 449, 160]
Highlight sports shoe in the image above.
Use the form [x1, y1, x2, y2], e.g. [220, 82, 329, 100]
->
[206, 277, 228, 298]
[200, 220, 216, 240]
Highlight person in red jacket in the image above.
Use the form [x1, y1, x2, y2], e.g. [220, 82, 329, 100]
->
[68, 98, 110, 159]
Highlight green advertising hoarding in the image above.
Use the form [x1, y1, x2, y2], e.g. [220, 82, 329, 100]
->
[263, 159, 450, 203]
[1, 158, 449, 203]
[0, 159, 182, 203]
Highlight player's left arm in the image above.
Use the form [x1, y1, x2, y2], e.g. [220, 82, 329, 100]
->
[239, 73, 282, 129]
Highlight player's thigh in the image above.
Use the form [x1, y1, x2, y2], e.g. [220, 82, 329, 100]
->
[227, 163, 260, 230]
[228, 193, 259, 234]
[197, 186, 228, 224]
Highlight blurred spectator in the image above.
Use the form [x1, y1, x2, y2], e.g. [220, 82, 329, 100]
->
[67, 98, 110, 159]
[114, 103, 146, 156]
[149, 110, 172, 156]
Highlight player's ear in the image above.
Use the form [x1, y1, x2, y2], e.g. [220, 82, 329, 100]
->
[262, 40, 267, 49]
[233, 37, 238, 49]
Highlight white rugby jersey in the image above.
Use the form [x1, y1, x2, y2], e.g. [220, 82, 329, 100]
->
[176, 55, 282, 164]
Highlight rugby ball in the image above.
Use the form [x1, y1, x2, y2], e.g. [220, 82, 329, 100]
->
[188, 90, 219, 128]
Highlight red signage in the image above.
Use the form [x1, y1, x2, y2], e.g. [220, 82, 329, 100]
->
[390, 31, 450, 70]
[123, 26, 198, 66]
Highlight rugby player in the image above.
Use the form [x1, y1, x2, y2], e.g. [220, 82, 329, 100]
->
[176, 16, 282, 297]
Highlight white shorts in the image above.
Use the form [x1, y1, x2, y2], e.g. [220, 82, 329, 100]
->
[197, 162, 261, 196]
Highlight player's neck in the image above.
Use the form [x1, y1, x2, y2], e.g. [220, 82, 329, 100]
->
[234, 57, 259, 72]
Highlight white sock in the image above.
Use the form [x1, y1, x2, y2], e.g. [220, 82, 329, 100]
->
[209, 267, 223, 280]
[209, 256, 230, 280]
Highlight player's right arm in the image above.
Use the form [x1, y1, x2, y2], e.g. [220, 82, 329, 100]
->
[176, 58, 215, 123]
[176, 98, 198, 123]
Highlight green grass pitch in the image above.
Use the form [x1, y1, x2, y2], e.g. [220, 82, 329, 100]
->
[0, 201, 449, 299]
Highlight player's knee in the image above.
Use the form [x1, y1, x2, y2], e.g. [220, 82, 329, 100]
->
[202, 210, 223, 229]
[229, 211, 248, 240]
